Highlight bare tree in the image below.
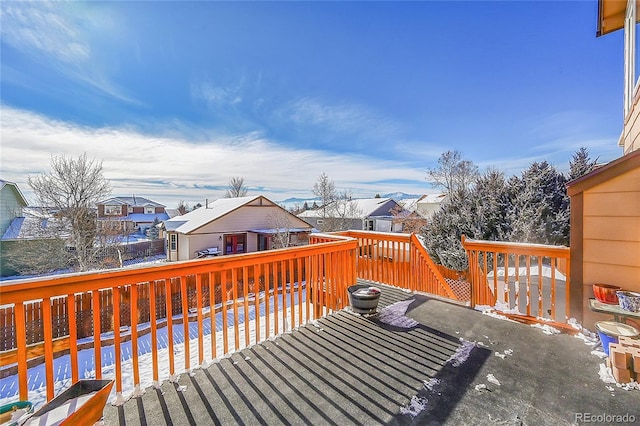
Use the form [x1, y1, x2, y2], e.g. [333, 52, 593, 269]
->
[266, 210, 293, 249]
[324, 190, 362, 232]
[225, 177, 248, 198]
[391, 204, 427, 234]
[176, 200, 190, 215]
[25, 153, 112, 272]
[312, 172, 336, 229]
[427, 150, 479, 195]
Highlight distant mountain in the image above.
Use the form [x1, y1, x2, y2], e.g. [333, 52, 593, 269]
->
[278, 193, 421, 211]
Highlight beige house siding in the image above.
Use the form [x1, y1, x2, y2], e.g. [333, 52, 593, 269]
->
[166, 197, 312, 261]
[579, 166, 640, 329]
[621, 90, 640, 154]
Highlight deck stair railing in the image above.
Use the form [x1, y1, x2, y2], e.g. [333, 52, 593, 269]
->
[461, 235, 571, 323]
[334, 231, 461, 302]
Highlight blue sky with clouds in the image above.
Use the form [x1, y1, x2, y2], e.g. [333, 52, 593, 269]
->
[0, 1, 627, 207]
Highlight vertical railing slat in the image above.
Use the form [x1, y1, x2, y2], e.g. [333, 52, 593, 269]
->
[180, 276, 190, 371]
[113, 286, 122, 394]
[131, 284, 140, 388]
[149, 281, 159, 384]
[42, 297, 54, 401]
[196, 274, 204, 365]
[67, 293, 79, 384]
[91, 290, 102, 380]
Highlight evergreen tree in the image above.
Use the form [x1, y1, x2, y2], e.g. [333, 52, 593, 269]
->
[423, 187, 477, 270]
[509, 161, 569, 246]
[471, 169, 512, 241]
[569, 147, 598, 180]
[147, 218, 160, 240]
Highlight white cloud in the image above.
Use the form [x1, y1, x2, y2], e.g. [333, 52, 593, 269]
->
[0, 1, 137, 104]
[1, 1, 90, 64]
[0, 106, 428, 207]
[280, 97, 401, 140]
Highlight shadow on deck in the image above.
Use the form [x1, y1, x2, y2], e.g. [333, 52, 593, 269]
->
[103, 283, 639, 425]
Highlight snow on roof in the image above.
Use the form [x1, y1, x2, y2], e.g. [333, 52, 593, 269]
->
[1, 214, 67, 240]
[98, 196, 165, 208]
[398, 198, 420, 212]
[99, 213, 169, 223]
[248, 228, 311, 234]
[417, 193, 447, 204]
[298, 198, 399, 219]
[164, 195, 269, 234]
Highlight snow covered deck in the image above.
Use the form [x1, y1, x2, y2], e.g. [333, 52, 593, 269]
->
[102, 283, 637, 425]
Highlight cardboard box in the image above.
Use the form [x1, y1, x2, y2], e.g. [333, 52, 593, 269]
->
[612, 366, 632, 383]
[609, 344, 633, 369]
[618, 336, 640, 348]
[632, 349, 640, 374]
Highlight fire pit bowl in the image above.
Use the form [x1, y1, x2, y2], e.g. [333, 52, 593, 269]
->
[348, 284, 381, 315]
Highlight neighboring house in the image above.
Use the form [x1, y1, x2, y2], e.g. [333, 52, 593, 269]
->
[398, 194, 446, 219]
[567, 0, 640, 329]
[298, 198, 410, 232]
[97, 196, 169, 235]
[0, 179, 28, 237]
[162, 195, 313, 262]
[1, 207, 67, 277]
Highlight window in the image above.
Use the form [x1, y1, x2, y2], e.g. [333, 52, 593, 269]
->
[104, 205, 122, 215]
[170, 234, 177, 251]
[145, 207, 155, 214]
[317, 219, 324, 225]
[128, 206, 133, 213]
[365, 220, 374, 231]
[624, 0, 638, 115]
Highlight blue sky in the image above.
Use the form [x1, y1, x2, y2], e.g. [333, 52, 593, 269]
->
[0, 1, 626, 207]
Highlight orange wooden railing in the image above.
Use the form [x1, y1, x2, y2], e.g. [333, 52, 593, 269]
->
[0, 235, 357, 404]
[0, 230, 461, 406]
[335, 231, 459, 301]
[462, 235, 571, 322]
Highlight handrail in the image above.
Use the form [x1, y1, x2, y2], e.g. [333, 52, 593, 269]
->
[0, 237, 357, 404]
[461, 235, 571, 322]
[0, 230, 462, 408]
[335, 230, 459, 301]
[409, 233, 458, 300]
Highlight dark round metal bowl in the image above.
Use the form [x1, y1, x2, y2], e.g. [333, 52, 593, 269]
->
[348, 284, 381, 314]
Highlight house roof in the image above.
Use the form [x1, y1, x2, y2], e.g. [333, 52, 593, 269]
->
[164, 195, 310, 234]
[98, 212, 170, 223]
[0, 179, 28, 207]
[1, 210, 67, 240]
[398, 194, 447, 213]
[298, 198, 403, 219]
[597, 0, 640, 37]
[566, 149, 640, 196]
[98, 196, 165, 208]
[418, 193, 447, 204]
